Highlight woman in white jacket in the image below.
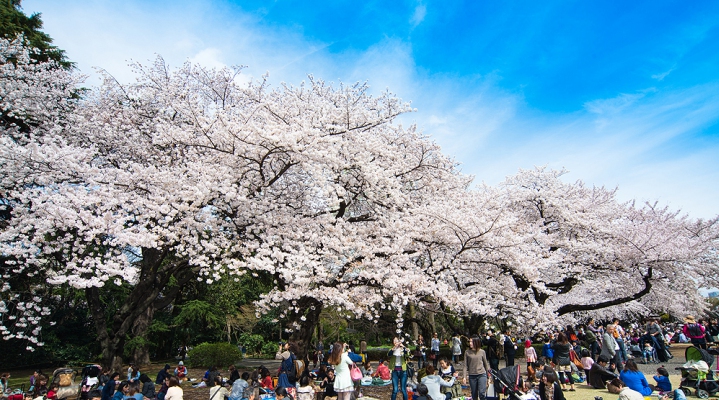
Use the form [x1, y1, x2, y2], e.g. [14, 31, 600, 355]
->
[328, 341, 354, 400]
[421, 365, 455, 400]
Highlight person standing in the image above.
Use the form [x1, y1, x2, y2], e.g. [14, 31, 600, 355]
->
[430, 333, 441, 369]
[503, 331, 517, 367]
[275, 342, 299, 389]
[525, 339, 538, 374]
[463, 336, 492, 400]
[601, 325, 619, 372]
[451, 334, 463, 364]
[586, 319, 602, 360]
[415, 335, 427, 369]
[646, 316, 669, 362]
[483, 331, 500, 372]
[387, 337, 411, 400]
[612, 318, 627, 364]
[359, 340, 368, 360]
[328, 341, 354, 400]
[551, 333, 575, 392]
[683, 316, 707, 349]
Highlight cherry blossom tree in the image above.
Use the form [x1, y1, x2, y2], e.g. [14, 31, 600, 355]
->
[2, 36, 717, 365]
[1, 40, 471, 362]
[410, 167, 719, 333]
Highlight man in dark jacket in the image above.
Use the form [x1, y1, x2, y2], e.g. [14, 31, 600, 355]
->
[503, 330, 517, 367]
[483, 331, 500, 371]
[589, 355, 618, 390]
[155, 365, 171, 385]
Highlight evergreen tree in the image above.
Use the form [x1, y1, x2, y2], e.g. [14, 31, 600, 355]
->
[0, 0, 71, 68]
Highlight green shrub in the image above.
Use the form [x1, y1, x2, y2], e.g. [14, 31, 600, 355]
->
[187, 342, 242, 368]
[239, 333, 266, 356]
[261, 341, 278, 358]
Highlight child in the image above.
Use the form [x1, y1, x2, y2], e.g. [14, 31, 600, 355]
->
[643, 342, 655, 363]
[650, 367, 672, 393]
[295, 376, 314, 400]
[174, 362, 187, 383]
[525, 339, 538, 383]
[47, 384, 60, 400]
[541, 338, 554, 360]
[580, 348, 593, 383]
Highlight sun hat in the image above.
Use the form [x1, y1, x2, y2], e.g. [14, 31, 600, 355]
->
[685, 315, 696, 323]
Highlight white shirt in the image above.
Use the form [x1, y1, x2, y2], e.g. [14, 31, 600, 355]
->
[393, 348, 404, 367]
[165, 386, 183, 400]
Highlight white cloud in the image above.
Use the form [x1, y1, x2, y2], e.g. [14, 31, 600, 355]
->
[652, 67, 675, 81]
[410, 4, 427, 28]
[21, 0, 719, 219]
[188, 48, 226, 70]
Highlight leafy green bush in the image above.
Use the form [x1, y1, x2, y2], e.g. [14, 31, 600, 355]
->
[261, 341, 278, 358]
[239, 333, 266, 356]
[187, 342, 242, 368]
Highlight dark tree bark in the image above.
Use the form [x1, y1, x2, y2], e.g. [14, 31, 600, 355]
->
[131, 304, 154, 365]
[86, 247, 196, 370]
[288, 297, 324, 359]
[556, 268, 653, 316]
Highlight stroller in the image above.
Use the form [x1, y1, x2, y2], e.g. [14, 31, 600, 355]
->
[676, 346, 719, 399]
[489, 366, 535, 400]
[78, 365, 102, 400]
[50, 368, 78, 400]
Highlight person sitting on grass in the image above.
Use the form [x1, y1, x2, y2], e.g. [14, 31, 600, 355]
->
[209, 376, 229, 400]
[174, 362, 187, 383]
[319, 369, 337, 399]
[420, 365, 455, 400]
[589, 355, 618, 391]
[538, 370, 565, 400]
[295, 376, 314, 400]
[229, 372, 249, 400]
[413, 384, 430, 400]
[611, 378, 644, 400]
[372, 360, 390, 381]
[619, 360, 652, 396]
[112, 382, 128, 400]
[649, 367, 672, 393]
[274, 387, 294, 400]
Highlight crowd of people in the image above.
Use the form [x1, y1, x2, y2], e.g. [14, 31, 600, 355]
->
[3, 313, 716, 400]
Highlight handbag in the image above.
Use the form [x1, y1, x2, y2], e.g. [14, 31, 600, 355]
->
[350, 364, 363, 382]
[429, 353, 436, 360]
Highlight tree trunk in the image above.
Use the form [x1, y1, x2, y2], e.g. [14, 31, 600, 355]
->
[289, 297, 324, 359]
[131, 304, 154, 365]
[409, 304, 418, 341]
[429, 311, 436, 335]
[86, 247, 195, 369]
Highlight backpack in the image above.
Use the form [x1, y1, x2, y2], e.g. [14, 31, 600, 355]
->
[543, 343, 554, 359]
[284, 355, 297, 382]
[688, 323, 703, 338]
[294, 358, 305, 380]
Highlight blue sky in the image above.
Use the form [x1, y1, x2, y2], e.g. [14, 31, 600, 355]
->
[23, 0, 719, 218]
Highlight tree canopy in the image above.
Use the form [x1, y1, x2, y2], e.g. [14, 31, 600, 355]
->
[1, 36, 718, 366]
